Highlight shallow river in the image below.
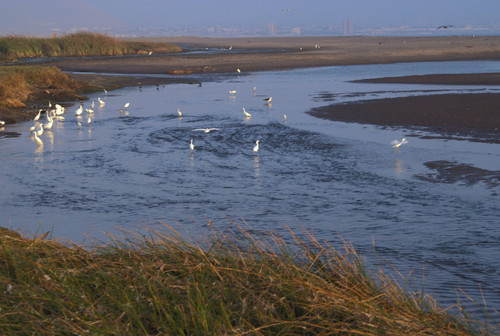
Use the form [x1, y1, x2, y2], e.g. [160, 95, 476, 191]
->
[2, 60, 500, 316]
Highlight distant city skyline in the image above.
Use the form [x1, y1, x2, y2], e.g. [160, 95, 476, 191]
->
[1, 0, 499, 37]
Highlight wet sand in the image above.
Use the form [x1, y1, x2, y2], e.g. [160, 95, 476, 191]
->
[308, 92, 500, 143]
[46, 35, 500, 74]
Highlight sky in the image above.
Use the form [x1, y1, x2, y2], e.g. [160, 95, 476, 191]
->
[1, 0, 499, 36]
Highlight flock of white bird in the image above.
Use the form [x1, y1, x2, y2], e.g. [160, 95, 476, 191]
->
[2, 83, 408, 153]
[24, 94, 122, 149]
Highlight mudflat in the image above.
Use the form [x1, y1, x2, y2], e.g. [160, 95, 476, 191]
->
[45, 35, 500, 74]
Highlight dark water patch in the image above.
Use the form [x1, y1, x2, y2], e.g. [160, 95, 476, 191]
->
[312, 89, 455, 102]
[417, 160, 500, 189]
[0, 131, 21, 139]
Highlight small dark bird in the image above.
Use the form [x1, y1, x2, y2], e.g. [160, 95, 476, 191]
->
[437, 25, 454, 29]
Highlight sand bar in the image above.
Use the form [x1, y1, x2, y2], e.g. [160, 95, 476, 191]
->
[42, 36, 500, 74]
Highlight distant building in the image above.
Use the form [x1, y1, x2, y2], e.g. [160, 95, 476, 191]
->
[268, 22, 276, 36]
[343, 20, 353, 35]
[291, 27, 301, 35]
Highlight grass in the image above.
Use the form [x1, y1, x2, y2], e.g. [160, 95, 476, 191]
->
[0, 222, 496, 335]
[0, 32, 181, 59]
[0, 66, 88, 113]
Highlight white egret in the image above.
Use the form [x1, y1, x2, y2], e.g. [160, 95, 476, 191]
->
[264, 97, 272, 103]
[32, 132, 43, 146]
[177, 108, 182, 117]
[44, 112, 53, 129]
[103, 88, 108, 94]
[236, 68, 241, 73]
[253, 140, 260, 152]
[55, 104, 65, 115]
[91, 100, 95, 108]
[193, 128, 220, 133]
[228, 90, 237, 94]
[98, 97, 105, 107]
[190, 139, 194, 151]
[35, 123, 44, 136]
[283, 114, 287, 122]
[0, 120, 5, 126]
[242, 108, 251, 118]
[29, 123, 37, 132]
[87, 116, 92, 126]
[75, 104, 83, 116]
[391, 138, 408, 148]
[33, 109, 42, 121]
[124, 102, 130, 108]
[85, 108, 94, 114]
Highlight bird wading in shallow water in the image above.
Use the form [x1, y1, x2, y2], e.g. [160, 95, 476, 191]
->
[177, 108, 182, 117]
[391, 138, 408, 148]
[243, 108, 251, 118]
[264, 97, 272, 103]
[190, 139, 194, 151]
[253, 140, 260, 152]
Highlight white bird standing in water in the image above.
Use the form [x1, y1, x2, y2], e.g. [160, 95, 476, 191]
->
[177, 107, 182, 117]
[190, 139, 194, 151]
[33, 109, 42, 121]
[242, 108, 251, 118]
[391, 138, 408, 148]
[98, 97, 105, 107]
[124, 102, 130, 109]
[283, 114, 287, 122]
[35, 123, 44, 136]
[32, 132, 43, 146]
[264, 97, 272, 103]
[253, 140, 260, 152]
[75, 104, 83, 116]
[44, 111, 53, 129]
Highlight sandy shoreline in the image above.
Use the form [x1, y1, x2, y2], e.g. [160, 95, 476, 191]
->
[44, 35, 500, 75]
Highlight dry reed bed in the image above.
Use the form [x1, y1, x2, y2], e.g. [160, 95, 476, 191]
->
[0, 224, 495, 335]
[0, 32, 181, 59]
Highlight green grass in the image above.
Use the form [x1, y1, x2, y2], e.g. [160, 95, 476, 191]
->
[0, 32, 181, 59]
[0, 223, 496, 335]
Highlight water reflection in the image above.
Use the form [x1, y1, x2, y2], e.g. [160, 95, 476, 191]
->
[253, 155, 260, 177]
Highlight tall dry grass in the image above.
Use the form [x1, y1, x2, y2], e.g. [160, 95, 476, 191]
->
[0, 32, 181, 59]
[0, 223, 495, 335]
[0, 66, 81, 108]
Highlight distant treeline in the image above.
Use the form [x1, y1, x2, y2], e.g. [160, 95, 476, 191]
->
[0, 32, 181, 59]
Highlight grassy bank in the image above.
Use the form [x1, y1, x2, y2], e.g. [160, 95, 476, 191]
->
[0, 32, 181, 60]
[0, 65, 98, 123]
[0, 224, 494, 335]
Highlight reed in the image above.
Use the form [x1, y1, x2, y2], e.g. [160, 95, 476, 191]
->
[0, 32, 181, 59]
[0, 66, 82, 108]
[0, 223, 495, 335]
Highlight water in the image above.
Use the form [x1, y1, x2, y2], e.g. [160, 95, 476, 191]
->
[2, 60, 500, 316]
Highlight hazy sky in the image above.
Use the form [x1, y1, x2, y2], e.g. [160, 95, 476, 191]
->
[1, 0, 499, 35]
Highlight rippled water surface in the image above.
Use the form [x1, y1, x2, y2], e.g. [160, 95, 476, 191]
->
[2, 61, 500, 315]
